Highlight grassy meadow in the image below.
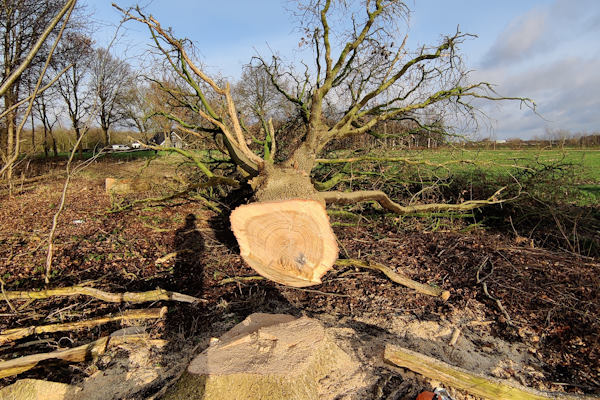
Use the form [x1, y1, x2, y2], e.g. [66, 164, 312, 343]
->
[318, 147, 600, 205]
[393, 148, 600, 181]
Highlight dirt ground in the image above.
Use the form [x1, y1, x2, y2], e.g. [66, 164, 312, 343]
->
[0, 158, 598, 399]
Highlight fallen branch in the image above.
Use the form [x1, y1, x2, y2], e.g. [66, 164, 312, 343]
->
[384, 344, 596, 400]
[0, 307, 167, 345]
[336, 259, 450, 300]
[316, 156, 451, 172]
[0, 276, 16, 313]
[0, 332, 155, 379]
[321, 187, 507, 215]
[0, 336, 109, 379]
[110, 176, 236, 213]
[2, 286, 204, 304]
[315, 155, 535, 172]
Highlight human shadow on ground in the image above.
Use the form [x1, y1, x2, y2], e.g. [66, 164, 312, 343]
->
[167, 213, 205, 296]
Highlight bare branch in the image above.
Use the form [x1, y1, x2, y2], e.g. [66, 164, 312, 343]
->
[113, 3, 264, 167]
[320, 186, 510, 215]
[0, 0, 77, 97]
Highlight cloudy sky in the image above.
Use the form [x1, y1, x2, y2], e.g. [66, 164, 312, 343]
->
[88, 0, 600, 140]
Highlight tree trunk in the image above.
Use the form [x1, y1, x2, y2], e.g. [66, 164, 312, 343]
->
[230, 164, 338, 287]
[51, 132, 58, 157]
[31, 112, 35, 154]
[43, 126, 49, 158]
[4, 108, 16, 181]
[102, 125, 110, 147]
[74, 126, 83, 157]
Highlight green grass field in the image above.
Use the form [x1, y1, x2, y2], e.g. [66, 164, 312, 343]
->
[318, 147, 600, 206]
[402, 148, 600, 203]
[389, 148, 600, 182]
[67, 146, 600, 204]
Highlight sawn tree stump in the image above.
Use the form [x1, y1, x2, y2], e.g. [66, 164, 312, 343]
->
[230, 199, 338, 287]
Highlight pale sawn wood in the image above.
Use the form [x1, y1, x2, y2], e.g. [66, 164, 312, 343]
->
[230, 199, 338, 287]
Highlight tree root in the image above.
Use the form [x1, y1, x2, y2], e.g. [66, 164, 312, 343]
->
[217, 261, 450, 300]
[384, 344, 596, 400]
[0, 307, 167, 345]
[320, 187, 507, 215]
[2, 285, 204, 304]
[336, 259, 450, 300]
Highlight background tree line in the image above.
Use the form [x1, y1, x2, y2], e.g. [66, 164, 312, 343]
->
[1, 0, 597, 184]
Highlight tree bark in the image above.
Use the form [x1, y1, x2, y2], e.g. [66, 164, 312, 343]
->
[384, 344, 596, 400]
[102, 125, 110, 147]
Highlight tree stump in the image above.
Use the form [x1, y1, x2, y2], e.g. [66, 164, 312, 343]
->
[0, 379, 78, 399]
[164, 313, 363, 400]
[230, 199, 338, 287]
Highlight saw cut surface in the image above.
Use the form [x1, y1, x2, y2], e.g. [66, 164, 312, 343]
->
[230, 200, 338, 287]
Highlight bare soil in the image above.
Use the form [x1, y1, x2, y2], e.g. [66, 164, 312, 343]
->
[0, 158, 598, 399]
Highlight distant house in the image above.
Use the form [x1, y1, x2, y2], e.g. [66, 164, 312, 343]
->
[111, 144, 130, 151]
[149, 131, 185, 148]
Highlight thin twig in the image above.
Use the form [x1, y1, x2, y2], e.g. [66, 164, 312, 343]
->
[476, 257, 514, 326]
[219, 276, 265, 285]
[0, 276, 17, 313]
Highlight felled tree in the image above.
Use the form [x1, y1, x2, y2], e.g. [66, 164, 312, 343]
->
[115, 1, 532, 287]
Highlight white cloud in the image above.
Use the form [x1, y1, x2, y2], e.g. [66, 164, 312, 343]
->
[482, 7, 549, 67]
[482, 0, 600, 68]
[472, 0, 600, 139]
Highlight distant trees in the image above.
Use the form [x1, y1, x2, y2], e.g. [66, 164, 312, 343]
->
[122, 82, 154, 140]
[90, 47, 135, 146]
[53, 32, 93, 153]
[33, 77, 60, 157]
[542, 128, 600, 148]
[0, 0, 76, 178]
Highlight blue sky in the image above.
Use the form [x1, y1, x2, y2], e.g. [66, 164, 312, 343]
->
[87, 0, 600, 140]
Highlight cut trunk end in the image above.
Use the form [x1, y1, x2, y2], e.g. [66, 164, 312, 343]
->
[230, 199, 338, 287]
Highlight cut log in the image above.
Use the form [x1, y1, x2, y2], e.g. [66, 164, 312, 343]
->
[230, 199, 338, 287]
[0, 337, 109, 379]
[384, 344, 597, 400]
[105, 177, 151, 195]
[0, 332, 152, 379]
